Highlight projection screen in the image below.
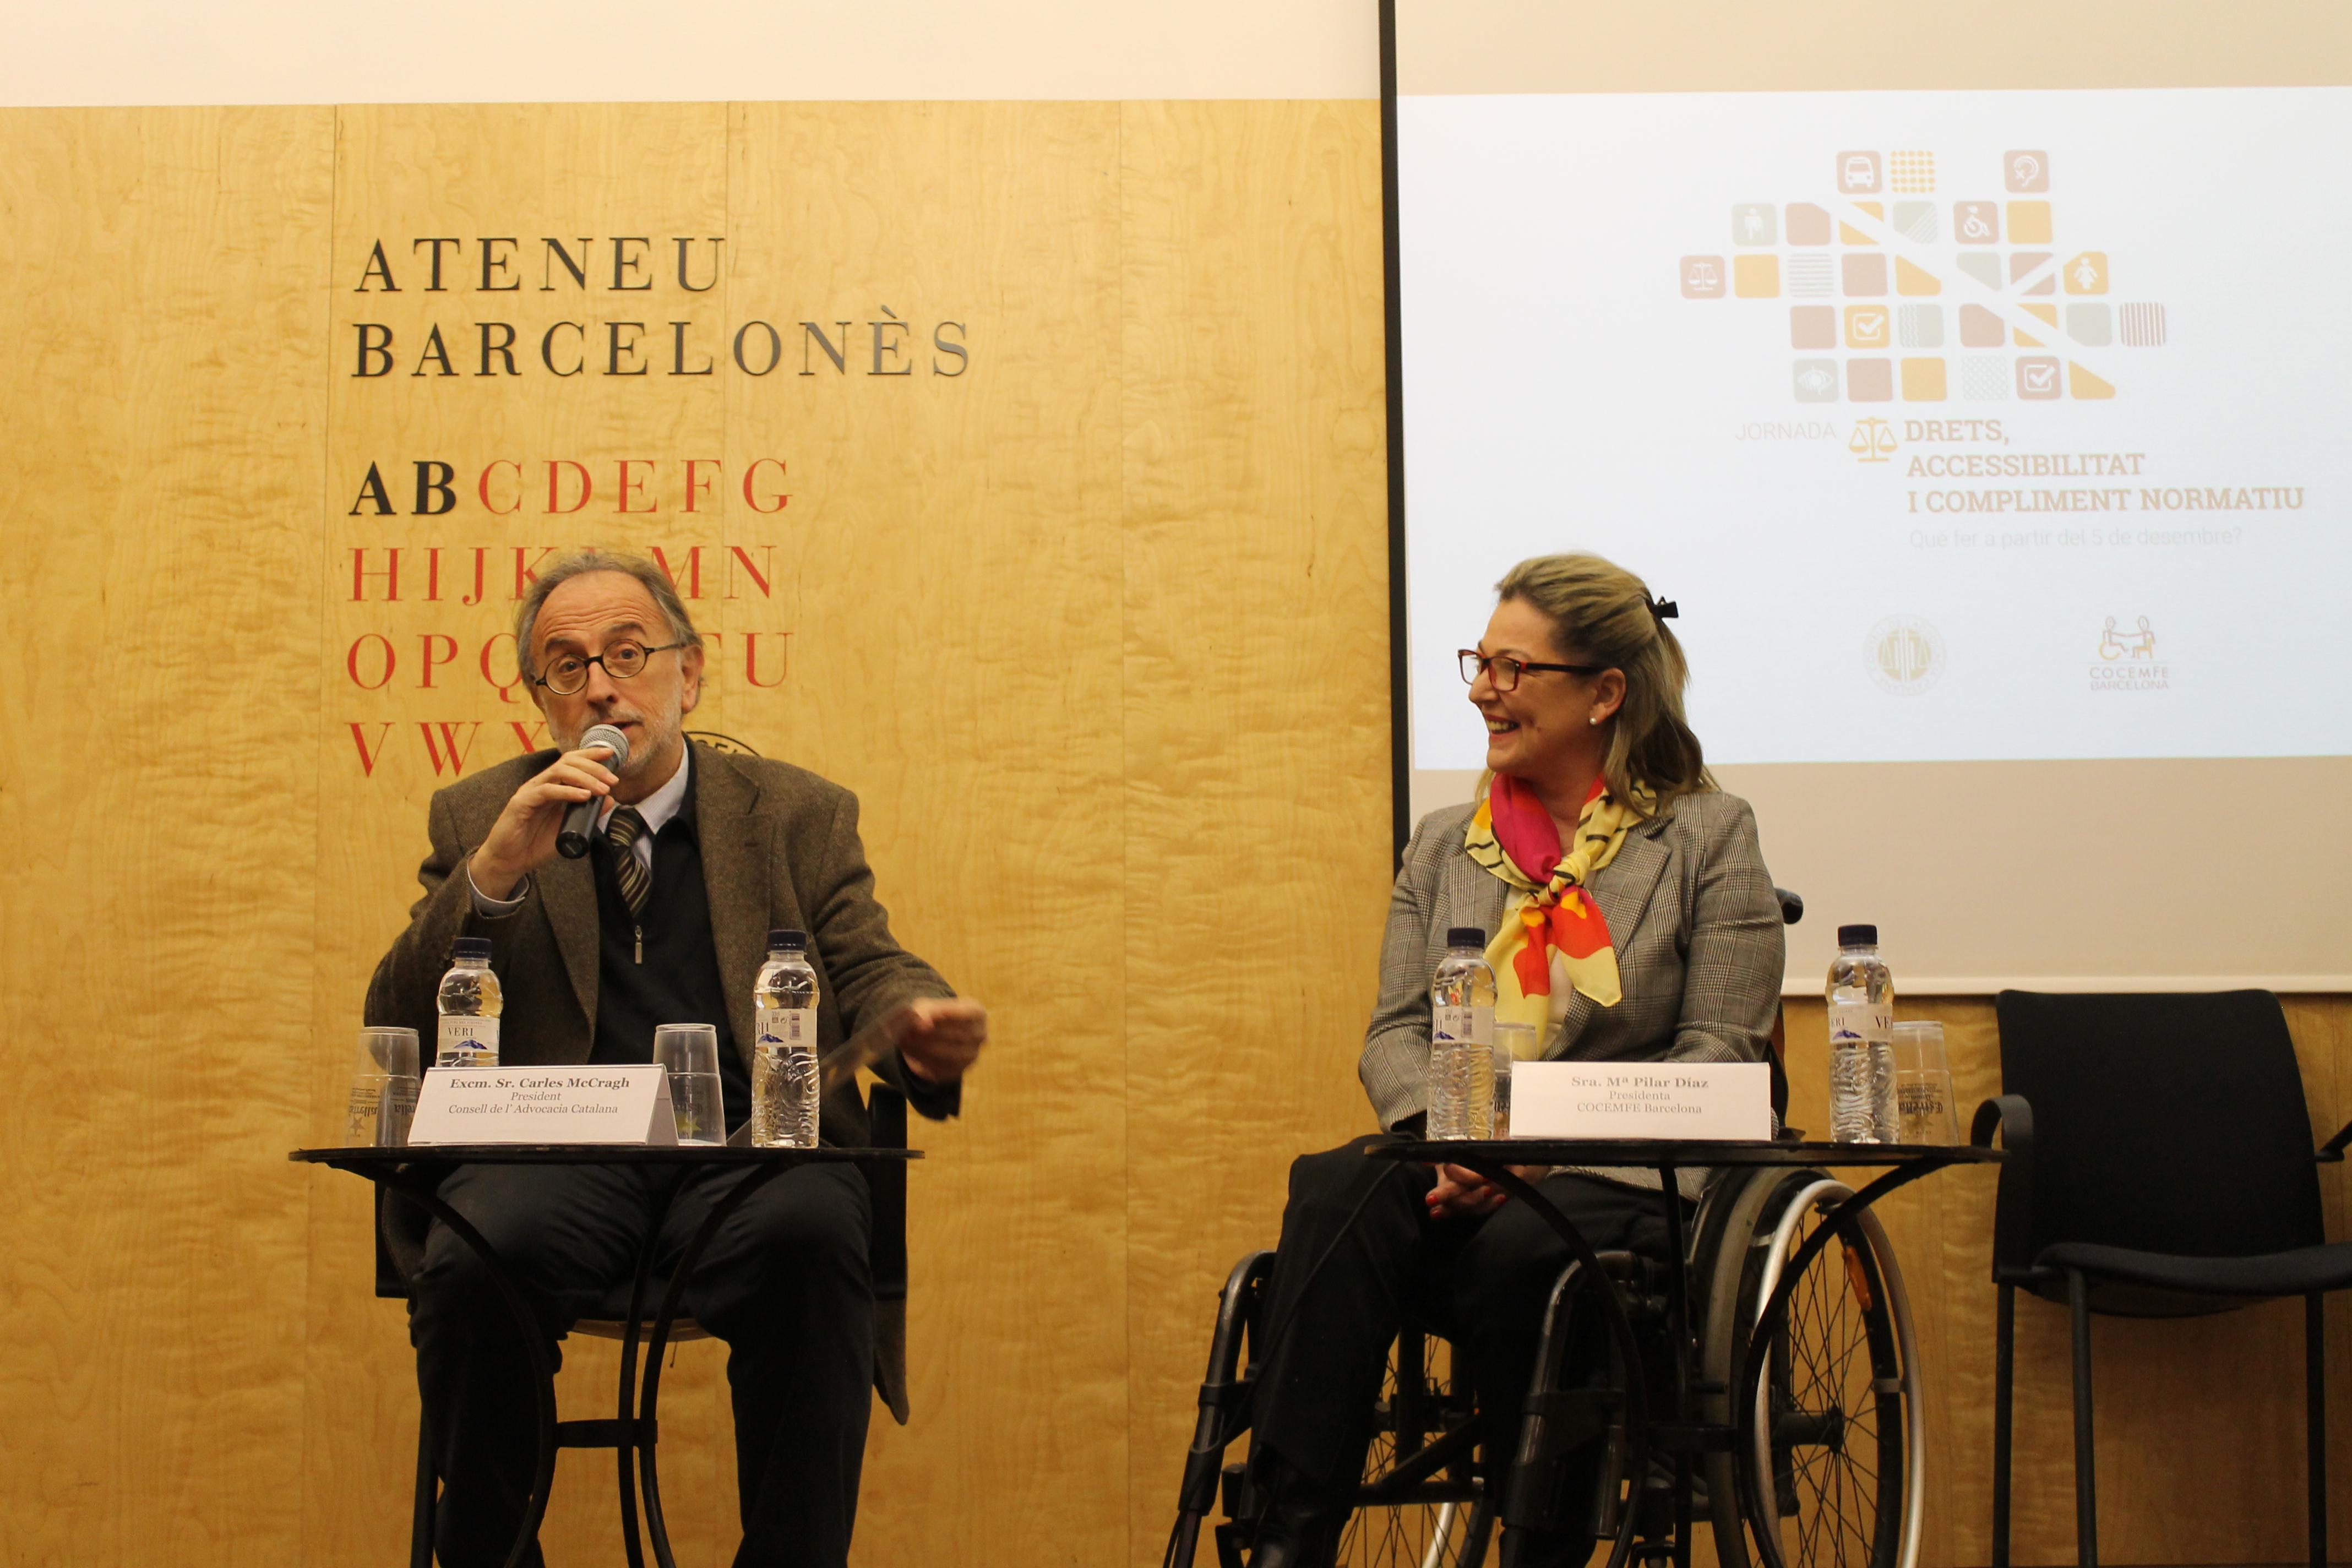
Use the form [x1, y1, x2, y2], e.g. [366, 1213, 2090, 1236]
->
[1384, 0, 2351, 992]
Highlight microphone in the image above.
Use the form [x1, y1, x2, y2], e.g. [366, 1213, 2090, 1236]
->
[556, 723, 631, 859]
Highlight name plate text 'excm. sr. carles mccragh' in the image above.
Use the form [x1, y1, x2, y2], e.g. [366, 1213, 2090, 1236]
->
[407, 1064, 679, 1146]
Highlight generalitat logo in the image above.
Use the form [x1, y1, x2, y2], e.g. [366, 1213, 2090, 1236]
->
[1865, 614, 1944, 695]
[2090, 616, 2169, 692]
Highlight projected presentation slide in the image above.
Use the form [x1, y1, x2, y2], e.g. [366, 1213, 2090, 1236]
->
[1400, 88, 2348, 770]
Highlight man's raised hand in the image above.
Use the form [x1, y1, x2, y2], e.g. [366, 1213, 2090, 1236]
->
[884, 997, 989, 1086]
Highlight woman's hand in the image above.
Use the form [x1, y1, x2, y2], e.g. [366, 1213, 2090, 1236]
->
[1424, 1163, 1550, 1220]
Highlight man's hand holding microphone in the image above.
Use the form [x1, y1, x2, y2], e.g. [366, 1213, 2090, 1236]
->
[467, 726, 628, 901]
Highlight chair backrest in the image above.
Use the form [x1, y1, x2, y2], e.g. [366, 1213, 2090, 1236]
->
[1991, 989, 2321, 1278]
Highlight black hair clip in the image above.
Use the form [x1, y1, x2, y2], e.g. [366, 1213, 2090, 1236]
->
[1649, 596, 1679, 620]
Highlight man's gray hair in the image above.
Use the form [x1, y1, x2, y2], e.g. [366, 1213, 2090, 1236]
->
[513, 549, 705, 682]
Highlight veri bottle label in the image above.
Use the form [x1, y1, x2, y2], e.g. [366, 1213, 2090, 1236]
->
[1432, 1005, 1494, 1048]
[437, 1015, 500, 1066]
[1826, 1001, 1891, 1048]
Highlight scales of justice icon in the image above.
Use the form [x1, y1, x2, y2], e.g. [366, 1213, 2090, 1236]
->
[1849, 417, 1898, 462]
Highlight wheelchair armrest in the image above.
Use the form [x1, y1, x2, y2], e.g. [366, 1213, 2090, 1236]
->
[1972, 1094, 2032, 1156]
[2318, 1115, 2352, 1163]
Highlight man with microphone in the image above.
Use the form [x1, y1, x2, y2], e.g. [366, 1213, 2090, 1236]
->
[365, 549, 987, 1568]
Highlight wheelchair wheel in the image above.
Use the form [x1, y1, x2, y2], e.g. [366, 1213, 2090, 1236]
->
[1333, 1329, 1492, 1568]
[1699, 1173, 1921, 1568]
[1164, 1254, 1494, 1568]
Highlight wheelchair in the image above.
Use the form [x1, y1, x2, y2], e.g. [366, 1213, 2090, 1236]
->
[1165, 903, 1925, 1568]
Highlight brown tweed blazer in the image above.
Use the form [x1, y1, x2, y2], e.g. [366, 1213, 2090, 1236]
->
[363, 740, 957, 1418]
[1359, 788, 1785, 1196]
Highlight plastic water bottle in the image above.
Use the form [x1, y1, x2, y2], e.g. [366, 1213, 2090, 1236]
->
[752, 928, 820, 1147]
[434, 937, 502, 1067]
[1428, 926, 1495, 1140]
[1827, 924, 1896, 1143]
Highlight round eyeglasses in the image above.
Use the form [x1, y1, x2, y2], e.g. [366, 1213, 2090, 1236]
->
[533, 640, 685, 696]
[1457, 649, 1607, 693]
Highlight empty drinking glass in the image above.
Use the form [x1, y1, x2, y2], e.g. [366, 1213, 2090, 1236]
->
[1491, 1021, 1540, 1140]
[1892, 1021, 1958, 1144]
[350, 1027, 421, 1147]
[653, 1023, 727, 1146]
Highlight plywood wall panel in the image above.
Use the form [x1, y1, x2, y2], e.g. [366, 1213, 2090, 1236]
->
[1117, 99, 1393, 1566]
[0, 105, 333, 1568]
[724, 101, 1131, 1568]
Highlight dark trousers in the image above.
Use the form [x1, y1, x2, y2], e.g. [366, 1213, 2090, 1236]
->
[411, 1160, 873, 1568]
[1248, 1135, 1671, 1513]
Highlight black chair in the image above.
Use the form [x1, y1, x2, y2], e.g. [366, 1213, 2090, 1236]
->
[374, 1085, 913, 1567]
[1987, 990, 2352, 1568]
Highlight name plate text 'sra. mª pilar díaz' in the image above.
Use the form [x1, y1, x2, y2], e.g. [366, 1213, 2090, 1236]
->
[1509, 1061, 1772, 1141]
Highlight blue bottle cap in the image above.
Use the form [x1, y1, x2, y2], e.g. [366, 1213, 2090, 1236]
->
[451, 937, 493, 962]
[1446, 926, 1487, 950]
[1837, 924, 1879, 947]
[767, 928, 809, 952]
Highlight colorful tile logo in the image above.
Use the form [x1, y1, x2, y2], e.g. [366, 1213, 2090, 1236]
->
[1844, 304, 1891, 348]
[1681, 148, 2165, 404]
[1960, 356, 2009, 401]
[2120, 303, 2167, 346]
[2065, 253, 2109, 295]
[1892, 202, 1937, 243]
[1890, 151, 1936, 193]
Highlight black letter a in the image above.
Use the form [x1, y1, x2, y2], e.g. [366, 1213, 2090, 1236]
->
[347, 462, 396, 516]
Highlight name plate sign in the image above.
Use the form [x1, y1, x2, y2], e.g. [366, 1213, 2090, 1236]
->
[408, 1065, 679, 1146]
[1510, 1061, 1772, 1141]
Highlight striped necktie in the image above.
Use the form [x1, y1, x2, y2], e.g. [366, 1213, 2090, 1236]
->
[605, 807, 651, 960]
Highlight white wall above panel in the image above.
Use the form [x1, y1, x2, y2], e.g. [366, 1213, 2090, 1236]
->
[5, 0, 1380, 106]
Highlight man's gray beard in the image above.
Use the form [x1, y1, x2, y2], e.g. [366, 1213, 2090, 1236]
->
[552, 711, 682, 781]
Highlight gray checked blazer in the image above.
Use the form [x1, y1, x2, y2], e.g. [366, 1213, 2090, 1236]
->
[1359, 788, 1785, 1196]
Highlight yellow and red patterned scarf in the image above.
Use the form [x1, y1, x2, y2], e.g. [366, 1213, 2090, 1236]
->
[1463, 773, 1643, 1032]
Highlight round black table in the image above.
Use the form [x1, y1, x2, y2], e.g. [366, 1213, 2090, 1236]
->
[1369, 1138, 2002, 1568]
[292, 1144, 919, 1568]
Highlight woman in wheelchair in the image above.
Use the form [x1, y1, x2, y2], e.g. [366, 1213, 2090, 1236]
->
[1242, 553, 1784, 1568]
